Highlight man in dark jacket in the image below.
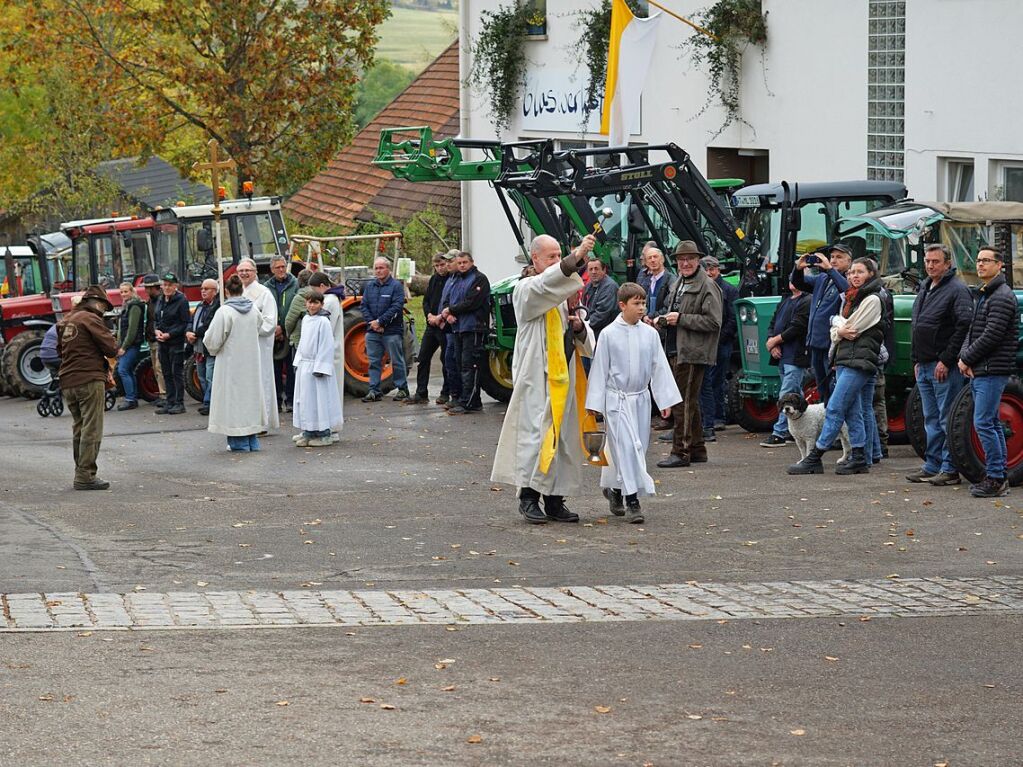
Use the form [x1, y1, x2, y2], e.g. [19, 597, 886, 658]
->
[582, 257, 620, 339]
[442, 251, 491, 414]
[186, 278, 221, 416]
[408, 251, 453, 405]
[760, 281, 811, 446]
[58, 286, 119, 490]
[115, 281, 146, 411]
[906, 244, 974, 485]
[655, 240, 722, 468]
[360, 257, 407, 402]
[153, 272, 191, 414]
[792, 243, 852, 403]
[958, 246, 1020, 497]
[699, 255, 739, 440]
[264, 255, 299, 412]
[140, 273, 165, 407]
[638, 246, 672, 319]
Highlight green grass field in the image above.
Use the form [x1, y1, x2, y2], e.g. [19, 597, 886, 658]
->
[376, 6, 458, 72]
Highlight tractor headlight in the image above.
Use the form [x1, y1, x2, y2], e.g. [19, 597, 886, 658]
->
[739, 306, 748, 322]
[749, 307, 758, 323]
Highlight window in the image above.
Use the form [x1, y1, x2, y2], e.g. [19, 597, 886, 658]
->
[943, 159, 975, 202]
[72, 237, 90, 290]
[155, 223, 180, 278]
[127, 231, 154, 277]
[233, 213, 277, 262]
[866, 1, 905, 182]
[1003, 166, 1023, 202]
[182, 219, 230, 282]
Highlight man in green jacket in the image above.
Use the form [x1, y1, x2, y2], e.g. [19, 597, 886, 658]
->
[264, 256, 299, 412]
[58, 286, 119, 490]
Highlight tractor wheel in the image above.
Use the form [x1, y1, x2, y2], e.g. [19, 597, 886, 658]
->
[904, 384, 926, 460]
[729, 375, 777, 433]
[183, 356, 204, 403]
[947, 379, 1023, 487]
[2, 329, 49, 399]
[341, 305, 413, 397]
[480, 348, 514, 403]
[134, 355, 161, 403]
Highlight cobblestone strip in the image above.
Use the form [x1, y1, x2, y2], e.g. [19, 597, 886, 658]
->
[3, 575, 1022, 632]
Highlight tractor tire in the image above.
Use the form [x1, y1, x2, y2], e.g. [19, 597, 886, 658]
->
[947, 379, 1023, 487]
[480, 348, 514, 403]
[341, 305, 413, 398]
[729, 375, 778, 433]
[183, 356, 204, 403]
[134, 355, 161, 403]
[904, 384, 926, 460]
[2, 329, 49, 399]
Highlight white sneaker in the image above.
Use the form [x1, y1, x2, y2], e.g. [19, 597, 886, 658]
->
[307, 437, 332, 447]
[292, 434, 303, 442]
[331, 433, 341, 443]
[295, 436, 310, 447]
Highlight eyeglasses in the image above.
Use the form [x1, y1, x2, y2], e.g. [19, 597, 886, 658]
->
[975, 258, 1000, 265]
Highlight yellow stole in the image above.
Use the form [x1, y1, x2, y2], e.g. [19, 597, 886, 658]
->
[539, 306, 607, 473]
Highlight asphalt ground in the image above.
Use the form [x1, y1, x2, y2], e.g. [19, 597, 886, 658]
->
[1, 389, 1021, 765]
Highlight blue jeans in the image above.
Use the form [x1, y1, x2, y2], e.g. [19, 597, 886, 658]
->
[916, 361, 965, 474]
[700, 342, 732, 428]
[971, 376, 1009, 479]
[444, 333, 462, 400]
[227, 434, 260, 452]
[116, 345, 141, 403]
[816, 366, 872, 450]
[861, 375, 878, 465]
[810, 347, 833, 403]
[196, 355, 216, 405]
[771, 363, 806, 438]
[365, 332, 408, 393]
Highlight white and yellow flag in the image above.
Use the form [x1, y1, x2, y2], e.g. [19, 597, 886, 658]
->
[600, 0, 662, 146]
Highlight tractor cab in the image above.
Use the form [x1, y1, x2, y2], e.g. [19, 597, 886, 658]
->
[151, 196, 289, 299]
[1, 245, 49, 299]
[61, 217, 157, 292]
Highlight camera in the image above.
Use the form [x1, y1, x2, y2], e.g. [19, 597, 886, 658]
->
[805, 254, 820, 265]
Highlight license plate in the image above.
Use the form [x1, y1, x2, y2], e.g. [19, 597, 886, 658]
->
[745, 337, 758, 355]
[732, 195, 761, 208]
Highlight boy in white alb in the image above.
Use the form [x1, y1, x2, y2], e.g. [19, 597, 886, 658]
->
[292, 293, 343, 447]
[586, 283, 682, 523]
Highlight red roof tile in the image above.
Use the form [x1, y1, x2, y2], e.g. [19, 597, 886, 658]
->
[285, 41, 461, 233]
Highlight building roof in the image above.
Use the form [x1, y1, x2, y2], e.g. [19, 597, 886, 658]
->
[284, 40, 461, 233]
[96, 156, 212, 210]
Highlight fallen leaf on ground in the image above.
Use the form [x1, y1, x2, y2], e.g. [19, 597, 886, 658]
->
[275, 700, 289, 707]
[687, 714, 703, 720]
[824, 656, 839, 662]
[359, 697, 375, 704]
[442, 685, 456, 691]
[395, 678, 407, 686]
[790, 729, 806, 736]
[467, 735, 483, 743]
[594, 706, 612, 714]
[379, 703, 396, 710]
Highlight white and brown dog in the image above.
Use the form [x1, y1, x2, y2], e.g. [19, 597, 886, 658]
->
[778, 392, 851, 464]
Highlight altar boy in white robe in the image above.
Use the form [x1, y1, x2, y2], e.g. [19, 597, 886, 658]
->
[292, 293, 343, 447]
[586, 283, 682, 524]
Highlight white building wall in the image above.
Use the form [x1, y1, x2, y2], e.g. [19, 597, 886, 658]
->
[460, 0, 1023, 279]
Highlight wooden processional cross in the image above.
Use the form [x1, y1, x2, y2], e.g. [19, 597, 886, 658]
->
[192, 139, 237, 289]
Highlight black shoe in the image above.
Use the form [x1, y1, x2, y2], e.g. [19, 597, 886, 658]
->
[603, 487, 625, 516]
[116, 401, 138, 411]
[543, 495, 579, 523]
[155, 407, 169, 415]
[153, 398, 166, 408]
[690, 452, 708, 463]
[702, 427, 716, 442]
[435, 395, 449, 405]
[906, 468, 937, 483]
[970, 476, 1009, 498]
[788, 446, 825, 475]
[760, 434, 788, 448]
[198, 405, 210, 416]
[166, 404, 186, 415]
[74, 478, 110, 491]
[361, 391, 381, 403]
[881, 446, 889, 458]
[927, 471, 961, 486]
[625, 500, 644, 524]
[392, 388, 409, 402]
[657, 454, 690, 468]
[447, 404, 468, 415]
[406, 393, 430, 404]
[835, 447, 868, 475]
[518, 489, 547, 524]
[657, 433, 673, 442]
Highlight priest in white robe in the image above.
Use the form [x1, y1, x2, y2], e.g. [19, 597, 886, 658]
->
[237, 258, 280, 431]
[203, 276, 268, 451]
[585, 290, 682, 508]
[292, 293, 343, 447]
[491, 234, 596, 524]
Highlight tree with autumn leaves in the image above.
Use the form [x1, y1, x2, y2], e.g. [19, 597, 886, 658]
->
[0, 0, 389, 215]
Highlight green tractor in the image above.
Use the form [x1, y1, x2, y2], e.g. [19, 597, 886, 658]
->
[728, 180, 908, 432]
[374, 127, 752, 402]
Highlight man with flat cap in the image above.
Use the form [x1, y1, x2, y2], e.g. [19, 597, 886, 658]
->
[655, 240, 722, 468]
[792, 243, 852, 403]
[58, 286, 119, 489]
[153, 272, 191, 414]
[491, 233, 596, 524]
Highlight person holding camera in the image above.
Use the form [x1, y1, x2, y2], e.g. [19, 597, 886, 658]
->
[360, 257, 408, 402]
[792, 243, 852, 403]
